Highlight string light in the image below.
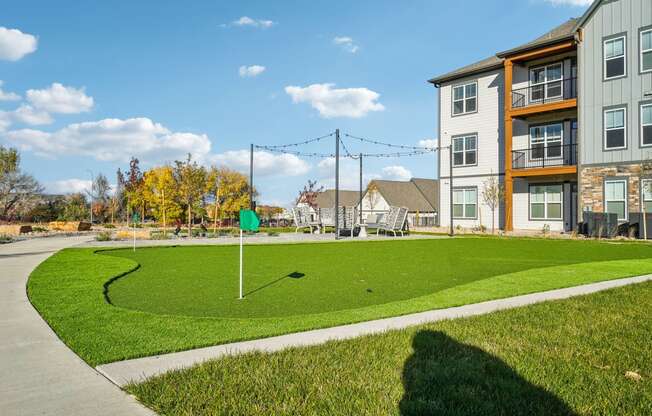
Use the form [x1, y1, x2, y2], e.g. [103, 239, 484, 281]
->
[256, 132, 335, 149]
[344, 132, 436, 152]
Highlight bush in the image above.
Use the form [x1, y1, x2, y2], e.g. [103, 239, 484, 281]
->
[103, 224, 116, 229]
[267, 231, 280, 237]
[151, 232, 170, 240]
[31, 226, 48, 233]
[0, 234, 12, 244]
[95, 231, 112, 242]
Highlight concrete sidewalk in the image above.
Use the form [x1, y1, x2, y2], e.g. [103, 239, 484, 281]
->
[0, 237, 155, 416]
[98, 273, 652, 387]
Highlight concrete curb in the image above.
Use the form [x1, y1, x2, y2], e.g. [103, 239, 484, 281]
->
[97, 274, 652, 387]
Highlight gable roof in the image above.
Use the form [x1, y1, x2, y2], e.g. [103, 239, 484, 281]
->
[369, 179, 438, 212]
[575, 0, 604, 29]
[428, 55, 503, 86]
[314, 190, 360, 208]
[496, 18, 579, 58]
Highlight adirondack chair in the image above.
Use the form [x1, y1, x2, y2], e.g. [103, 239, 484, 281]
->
[292, 207, 321, 234]
[377, 206, 409, 236]
[319, 207, 335, 232]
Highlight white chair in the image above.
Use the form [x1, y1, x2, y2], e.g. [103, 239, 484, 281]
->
[292, 207, 321, 234]
[377, 206, 409, 236]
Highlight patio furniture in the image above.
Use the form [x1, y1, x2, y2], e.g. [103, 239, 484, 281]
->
[337, 206, 358, 237]
[292, 207, 321, 234]
[319, 207, 335, 233]
[377, 206, 409, 236]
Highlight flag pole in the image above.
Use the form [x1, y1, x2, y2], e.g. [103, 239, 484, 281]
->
[239, 228, 243, 299]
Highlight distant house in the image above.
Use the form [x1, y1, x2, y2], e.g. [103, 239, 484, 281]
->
[360, 178, 439, 227]
[296, 189, 360, 221]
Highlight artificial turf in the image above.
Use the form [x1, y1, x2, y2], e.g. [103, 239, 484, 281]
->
[27, 237, 652, 365]
[105, 238, 652, 318]
[127, 281, 652, 416]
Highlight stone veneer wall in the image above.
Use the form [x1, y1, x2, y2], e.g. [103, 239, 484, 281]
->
[580, 162, 652, 214]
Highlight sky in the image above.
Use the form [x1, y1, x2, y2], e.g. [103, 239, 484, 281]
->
[0, 0, 593, 207]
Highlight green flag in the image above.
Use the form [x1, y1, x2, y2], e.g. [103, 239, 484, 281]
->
[239, 209, 260, 232]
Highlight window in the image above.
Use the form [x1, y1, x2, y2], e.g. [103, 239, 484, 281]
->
[604, 107, 627, 150]
[530, 123, 563, 159]
[530, 185, 563, 220]
[452, 82, 477, 115]
[641, 29, 652, 73]
[643, 180, 652, 213]
[452, 188, 477, 219]
[605, 179, 627, 221]
[530, 63, 563, 102]
[642, 104, 652, 147]
[604, 36, 626, 79]
[452, 135, 477, 166]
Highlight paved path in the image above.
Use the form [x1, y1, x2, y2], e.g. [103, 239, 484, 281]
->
[0, 237, 155, 416]
[98, 273, 652, 387]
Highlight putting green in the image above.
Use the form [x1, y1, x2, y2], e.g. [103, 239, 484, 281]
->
[103, 238, 652, 319]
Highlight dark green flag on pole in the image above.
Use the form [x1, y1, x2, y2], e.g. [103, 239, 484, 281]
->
[238, 209, 259, 299]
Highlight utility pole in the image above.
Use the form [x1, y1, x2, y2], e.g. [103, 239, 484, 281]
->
[359, 153, 363, 225]
[335, 129, 340, 240]
[249, 143, 254, 210]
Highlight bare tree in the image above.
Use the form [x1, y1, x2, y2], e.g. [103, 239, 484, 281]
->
[296, 180, 324, 209]
[481, 175, 504, 234]
[0, 146, 43, 222]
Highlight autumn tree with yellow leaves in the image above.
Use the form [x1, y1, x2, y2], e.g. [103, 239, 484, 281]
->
[142, 166, 181, 235]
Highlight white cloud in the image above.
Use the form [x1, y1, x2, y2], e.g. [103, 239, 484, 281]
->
[285, 83, 385, 119]
[211, 150, 310, 177]
[0, 112, 11, 132]
[47, 178, 92, 195]
[418, 138, 438, 149]
[231, 16, 275, 28]
[238, 65, 266, 78]
[4, 117, 212, 163]
[12, 104, 53, 125]
[381, 165, 412, 181]
[26, 83, 94, 114]
[543, 0, 592, 6]
[316, 157, 380, 189]
[0, 81, 20, 101]
[333, 36, 359, 54]
[0, 27, 38, 61]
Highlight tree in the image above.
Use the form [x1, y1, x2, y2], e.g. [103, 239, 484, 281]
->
[113, 169, 127, 224]
[205, 167, 255, 227]
[124, 158, 144, 223]
[0, 146, 44, 222]
[481, 175, 504, 234]
[256, 205, 284, 225]
[143, 166, 181, 235]
[89, 173, 111, 223]
[173, 154, 207, 237]
[61, 193, 89, 221]
[296, 180, 323, 209]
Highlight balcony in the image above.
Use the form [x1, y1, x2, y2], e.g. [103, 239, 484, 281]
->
[510, 78, 577, 116]
[511, 143, 577, 176]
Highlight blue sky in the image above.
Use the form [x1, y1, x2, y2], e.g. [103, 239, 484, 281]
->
[0, 0, 592, 206]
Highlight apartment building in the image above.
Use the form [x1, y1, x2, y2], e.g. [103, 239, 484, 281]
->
[429, 0, 651, 235]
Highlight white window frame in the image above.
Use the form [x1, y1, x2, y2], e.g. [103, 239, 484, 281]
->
[529, 62, 563, 102]
[529, 184, 563, 221]
[641, 103, 652, 147]
[530, 123, 563, 160]
[605, 179, 628, 221]
[641, 29, 652, 74]
[604, 35, 627, 80]
[604, 107, 627, 150]
[452, 188, 477, 219]
[452, 82, 477, 116]
[643, 179, 652, 214]
[452, 135, 477, 167]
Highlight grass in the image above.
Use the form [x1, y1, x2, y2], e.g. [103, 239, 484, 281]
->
[27, 238, 652, 366]
[127, 281, 652, 416]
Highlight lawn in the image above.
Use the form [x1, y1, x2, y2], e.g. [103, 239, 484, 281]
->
[127, 281, 652, 416]
[27, 237, 652, 366]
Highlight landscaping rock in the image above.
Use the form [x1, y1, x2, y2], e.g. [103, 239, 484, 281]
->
[0, 225, 33, 236]
[48, 221, 92, 231]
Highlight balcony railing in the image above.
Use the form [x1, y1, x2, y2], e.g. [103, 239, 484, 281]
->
[511, 78, 577, 109]
[512, 143, 577, 170]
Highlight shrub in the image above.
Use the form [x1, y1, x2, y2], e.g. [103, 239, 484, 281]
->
[95, 231, 112, 242]
[31, 226, 48, 233]
[0, 234, 12, 244]
[103, 224, 116, 229]
[151, 232, 170, 240]
[267, 231, 280, 237]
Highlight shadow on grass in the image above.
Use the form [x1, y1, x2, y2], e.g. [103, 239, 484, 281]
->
[245, 271, 305, 297]
[400, 330, 576, 416]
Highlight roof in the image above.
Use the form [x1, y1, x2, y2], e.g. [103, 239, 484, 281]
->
[428, 17, 582, 85]
[496, 18, 579, 58]
[428, 55, 503, 85]
[575, 0, 602, 30]
[368, 179, 438, 212]
[314, 190, 360, 208]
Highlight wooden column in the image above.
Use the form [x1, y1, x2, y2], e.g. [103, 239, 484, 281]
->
[504, 59, 514, 231]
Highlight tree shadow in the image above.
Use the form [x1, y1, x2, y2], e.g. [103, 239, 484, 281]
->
[245, 271, 305, 297]
[399, 330, 576, 416]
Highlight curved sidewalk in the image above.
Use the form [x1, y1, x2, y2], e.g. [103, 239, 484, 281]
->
[0, 236, 155, 416]
[98, 273, 652, 387]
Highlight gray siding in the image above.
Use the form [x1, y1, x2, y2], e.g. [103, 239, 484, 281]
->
[579, 0, 652, 165]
